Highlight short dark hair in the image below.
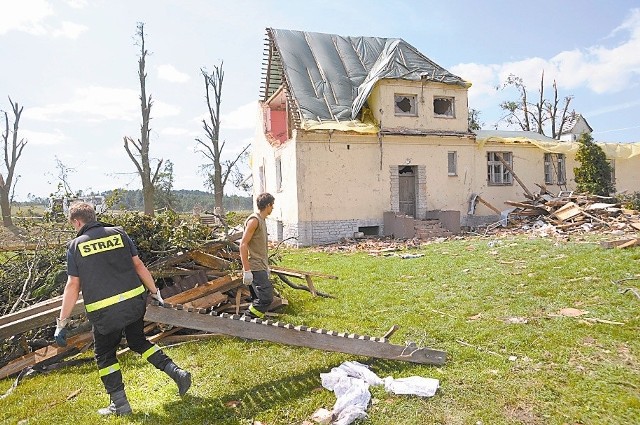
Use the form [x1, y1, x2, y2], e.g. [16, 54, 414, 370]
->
[256, 192, 275, 211]
[69, 202, 96, 224]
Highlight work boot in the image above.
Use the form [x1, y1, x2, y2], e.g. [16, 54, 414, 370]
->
[97, 389, 132, 416]
[164, 361, 191, 396]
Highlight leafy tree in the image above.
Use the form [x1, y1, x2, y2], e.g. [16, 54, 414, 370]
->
[498, 71, 575, 139]
[123, 22, 163, 216]
[574, 133, 614, 196]
[0, 97, 27, 227]
[468, 108, 483, 131]
[154, 160, 178, 210]
[196, 62, 250, 216]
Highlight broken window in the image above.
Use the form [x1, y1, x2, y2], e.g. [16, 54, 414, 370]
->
[275, 156, 282, 192]
[544, 153, 566, 185]
[448, 151, 457, 176]
[394, 94, 417, 116]
[487, 152, 513, 185]
[433, 97, 454, 117]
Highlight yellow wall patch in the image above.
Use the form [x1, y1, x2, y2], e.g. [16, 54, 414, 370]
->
[78, 234, 124, 257]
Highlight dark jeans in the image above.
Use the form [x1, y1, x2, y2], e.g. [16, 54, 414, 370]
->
[251, 270, 274, 314]
[93, 316, 171, 394]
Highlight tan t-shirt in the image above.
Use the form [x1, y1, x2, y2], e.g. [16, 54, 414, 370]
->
[244, 212, 268, 271]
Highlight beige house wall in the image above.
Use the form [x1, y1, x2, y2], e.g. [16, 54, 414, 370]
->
[254, 102, 638, 245]
[368, 80, 469, 133]
[614, 158, 638, 193]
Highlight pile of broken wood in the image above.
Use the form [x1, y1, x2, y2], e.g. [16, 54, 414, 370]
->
[0, 233, 336, 381]
[504, 189, 640, 247]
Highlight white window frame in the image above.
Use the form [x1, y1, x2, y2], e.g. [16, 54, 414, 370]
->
[544, 153, 567, 185]
[394, 94, 418, 116]
[447, 151, 457, 176]
[275, 156, 282, 192]
[433, 96, 455, 118]
[487, 152, 513, 185]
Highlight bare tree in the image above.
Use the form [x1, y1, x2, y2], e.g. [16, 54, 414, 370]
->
[124, 22, 162, 215]
[497, 71, 575, 139]
[1, 97, 27, 227]
[196, 62, 249, 216]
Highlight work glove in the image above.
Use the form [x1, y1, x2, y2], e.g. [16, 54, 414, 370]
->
[150, 290, 164, 306]
[242, 270, 254, 286]
[54, 317, 70, 347]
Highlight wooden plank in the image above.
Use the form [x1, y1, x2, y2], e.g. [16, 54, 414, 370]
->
[271, 266, 338, 280]
[145, 305, 446, 365]
[190, 250, 231, 270]
[0, 332, 94, 379]
[184, 292, 228, 309]
[600, 238, 638, 249]
[0, 299, 85, 340]
[552, 202, 583, 221]
[0, 296, 65, 326]
[305, 275, 318, 297]
[616, 239, 639, 249]
[631, 222, 640, 231]
[160, 275, 241, 306]
[476, 196, 501, 214]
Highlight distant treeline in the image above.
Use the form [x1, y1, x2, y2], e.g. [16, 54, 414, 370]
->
[21, 189, 253, 212]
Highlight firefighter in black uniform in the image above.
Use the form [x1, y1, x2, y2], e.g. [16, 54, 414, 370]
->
[55, 202, 191, 416]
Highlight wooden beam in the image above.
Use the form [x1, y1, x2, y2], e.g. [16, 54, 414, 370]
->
[495, 153, 534, 199]
[144, 305, 447, 365]
[158, 275, 241, 307]
[190, 250, 231, 270]
[0, 299, 85, 340]
[271, 266, 338, 280]
[0, 332, 93, 379]
[476, 196, 501, 214]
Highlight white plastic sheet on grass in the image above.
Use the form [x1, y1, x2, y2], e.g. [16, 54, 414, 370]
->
[316, 361, 439, 425]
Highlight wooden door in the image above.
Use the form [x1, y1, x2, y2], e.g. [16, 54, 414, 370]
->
[398, 166, 416, 217]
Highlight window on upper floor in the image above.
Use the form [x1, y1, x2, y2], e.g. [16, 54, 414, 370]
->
[275, 156, 282, 192]
[394, 94, 417, 116]
[487, 152, 513, 185]
[434, 97, 455, 118]
[544, 153, 566, 185]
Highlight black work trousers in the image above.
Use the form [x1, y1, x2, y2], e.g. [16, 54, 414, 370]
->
[93, 315, 172, 394]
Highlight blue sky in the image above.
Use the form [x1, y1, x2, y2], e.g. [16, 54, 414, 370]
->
[1, 0, 639, 201]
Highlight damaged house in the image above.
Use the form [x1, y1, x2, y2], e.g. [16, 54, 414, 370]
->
[251, 28, 640, 246]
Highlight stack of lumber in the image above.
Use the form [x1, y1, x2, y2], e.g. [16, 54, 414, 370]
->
[0, 235, 336, 379]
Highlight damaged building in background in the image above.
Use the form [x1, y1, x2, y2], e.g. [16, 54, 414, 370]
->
[251, 28, 640, 246]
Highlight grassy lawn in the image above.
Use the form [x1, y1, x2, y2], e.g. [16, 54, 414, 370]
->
[1, 234, 638, 424]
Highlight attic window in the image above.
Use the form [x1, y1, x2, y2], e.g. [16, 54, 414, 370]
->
[434, 97, 454, 117]
[394, 94, 417, 116]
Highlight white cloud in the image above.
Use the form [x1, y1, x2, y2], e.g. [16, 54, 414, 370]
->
[157, 64, 190, 83]
[452, 8, 640, 104]
[0, 0, 53, 35]
[64, 0, 87, 8]
[160, 126, 198, 137]
[19, 128, 66, 145]
[221, 101, 258, 130]
[28, 86, 180, 122]
[51, 21, 87, 39]
[0, 0, 86, 38]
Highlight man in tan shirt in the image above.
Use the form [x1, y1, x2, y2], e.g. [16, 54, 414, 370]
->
[240, 193, 275, 318]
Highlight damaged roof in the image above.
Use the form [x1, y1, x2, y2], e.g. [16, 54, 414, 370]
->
[262, 28, 470, 127]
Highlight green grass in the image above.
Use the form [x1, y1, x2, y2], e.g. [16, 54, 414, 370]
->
[1, 235, 639, 424]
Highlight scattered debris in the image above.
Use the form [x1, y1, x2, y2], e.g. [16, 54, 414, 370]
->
[0, 234, 336, 380]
